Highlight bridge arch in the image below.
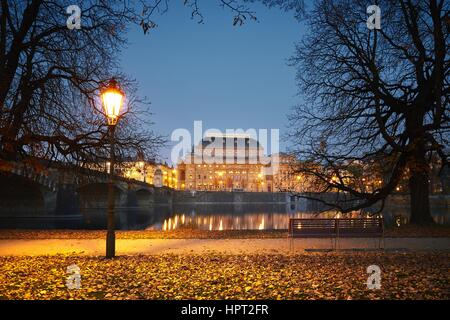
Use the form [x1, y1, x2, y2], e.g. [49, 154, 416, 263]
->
[135, 189, 153, 207]
[77, 183, 124, 209]
[0, 173, 45, 215]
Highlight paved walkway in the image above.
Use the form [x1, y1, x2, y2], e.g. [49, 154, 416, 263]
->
[0, 238, 449, 256]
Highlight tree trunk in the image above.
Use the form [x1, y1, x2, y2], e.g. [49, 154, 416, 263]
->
[408, 141, 434, 225]
[408, 169, 433, 225]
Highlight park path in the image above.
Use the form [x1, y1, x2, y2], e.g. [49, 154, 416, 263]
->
[0, 238, 449, 256]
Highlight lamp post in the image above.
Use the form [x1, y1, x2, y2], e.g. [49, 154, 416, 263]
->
[101, 78, 124, 259]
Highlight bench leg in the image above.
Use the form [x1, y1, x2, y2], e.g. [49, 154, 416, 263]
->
[288, 237, 293, 253]
[380, 235, 385, 250]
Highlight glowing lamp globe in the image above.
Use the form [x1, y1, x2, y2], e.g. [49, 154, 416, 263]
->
[101, 79, 124, 126]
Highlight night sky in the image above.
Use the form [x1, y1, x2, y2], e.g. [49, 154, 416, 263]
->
[120, 1, 306, 164]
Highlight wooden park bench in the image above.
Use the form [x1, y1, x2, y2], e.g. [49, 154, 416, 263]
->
[288, 218, 384, 251]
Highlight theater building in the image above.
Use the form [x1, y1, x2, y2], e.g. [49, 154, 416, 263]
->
[177, 134, 270, 192]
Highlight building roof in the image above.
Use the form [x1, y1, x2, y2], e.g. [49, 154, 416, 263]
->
[198, 136, 262, 149]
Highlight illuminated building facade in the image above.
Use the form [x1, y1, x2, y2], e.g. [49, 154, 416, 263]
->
[94, 159, 178, 189]
[123, 161, 177, 189]
[177, 134, 269, 192]
[176, 135, 311, 192]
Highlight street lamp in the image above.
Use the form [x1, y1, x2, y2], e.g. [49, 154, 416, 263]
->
[101, 78, 124, 259]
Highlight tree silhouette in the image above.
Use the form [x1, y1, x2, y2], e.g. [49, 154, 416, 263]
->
[0, 0, 168, 167]
[289, 0, 449, 224]
[0, 0, 304, 167]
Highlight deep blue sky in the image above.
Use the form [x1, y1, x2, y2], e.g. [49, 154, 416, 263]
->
[120, 1, 305, 164]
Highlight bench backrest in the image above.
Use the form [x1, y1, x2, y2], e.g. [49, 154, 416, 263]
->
[289, 218, 383, 238]
[337, 218, 383, 237]
[289, 219, 338, 237]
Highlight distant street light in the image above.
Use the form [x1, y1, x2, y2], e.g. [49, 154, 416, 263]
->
[101, 78, 124, 259]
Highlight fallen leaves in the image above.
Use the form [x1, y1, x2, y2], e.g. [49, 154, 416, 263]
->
[0, 252, 448, 300]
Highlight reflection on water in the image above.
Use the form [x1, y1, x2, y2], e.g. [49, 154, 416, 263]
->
[150, 205, 449, 231]
[157, 211, 358, 231]
[0, 203, 449, 230]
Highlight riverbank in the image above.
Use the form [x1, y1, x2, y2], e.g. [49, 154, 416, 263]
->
[0, 252, 448, 300]
[1, 225, 450, 239]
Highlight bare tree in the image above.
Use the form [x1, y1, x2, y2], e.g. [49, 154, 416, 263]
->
[0, 0, 168, 168]
[288, 0, 449, 225]
[0, 0, 304, 168]
[137, 0, 304, 30]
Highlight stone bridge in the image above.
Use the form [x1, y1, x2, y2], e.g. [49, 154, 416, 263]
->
[0, 161, 174, 227]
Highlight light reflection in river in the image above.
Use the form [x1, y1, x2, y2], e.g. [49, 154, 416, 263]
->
[157, 210, 370, 231]
[1, 202, 448, 230]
